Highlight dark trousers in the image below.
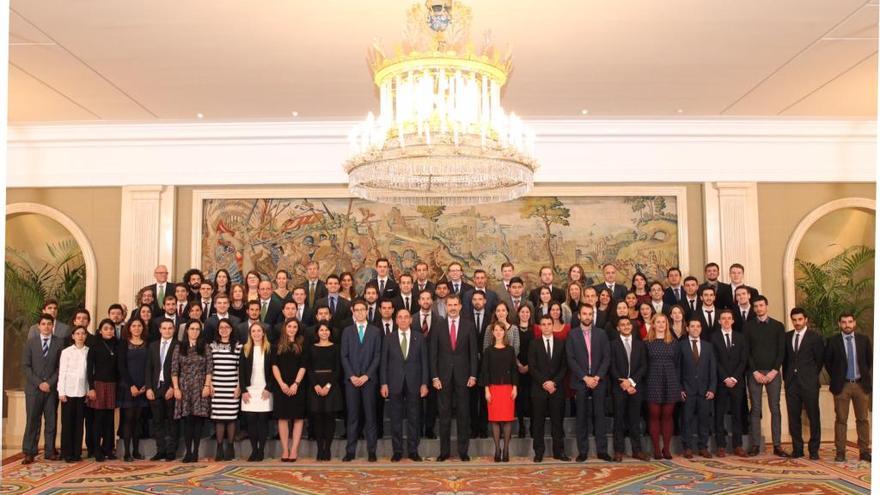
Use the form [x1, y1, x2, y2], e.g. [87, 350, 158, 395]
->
[148, 393, 178, 457]
[22, 391, 58, 457]
[93, 408, 116, 457]
[785, 378, 820, 455]
[84, 405, 95, 455]
[389, 385, 422, 456]
[574, 385, 607, 456]
[344, 381, 378, 456]
[437, 379, 471, 456]
[376, 388, 386, 437]
[682, 394, 712, 450]
[714, 384, 745, 449]
[611, 389, 643, 455]
[516, 373, 531, 427]
[531, 386, 565, 456]
[469, 385, 488, 436]
[60, 396, 85, 460]
[422, 386, 438, 436]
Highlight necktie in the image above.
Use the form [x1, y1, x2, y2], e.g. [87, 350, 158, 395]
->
[450, 320, 458, 350]
[158, 284, 165, 302]
[475, 312, 481, 332]
[41, 337, 49, 358]
[385, 322, 391, 336]
[846, 335, 857, 380]
[379, 279, 386, 293]
[401, 333, 409, 359]
[725, 332, 731, 350]
[369, 306, 375, 322]
[298, 308, 303, 321]
[674, 287, 680, 300]
[261, 301, 268, 321]
[623, 337, 631, 375]
[422, 314, 429, 334]
[308, 281, 315, 307]
[584, 330, 592, 373]
[545, 338, 551, 359]
[330, 296, 336, 314]
[689, 300, 696, 311]
[794, 332, 800, 353]
[203, 301, 209, 314]
[454, 283, 460, 294]
[178, 303, 185, 316]
[513, 298, 520, 309]
[404, 296, 410, 310]
[691, 339, 700, 361]
[742, 310, 747, 320]
[706, 310, 713, 328]
[160, 340, 169, 367]
[358, 324, 365, 343]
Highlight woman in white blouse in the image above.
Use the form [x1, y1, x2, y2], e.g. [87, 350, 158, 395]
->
[58, 326, 89, 463]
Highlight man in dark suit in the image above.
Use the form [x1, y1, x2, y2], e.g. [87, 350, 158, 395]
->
[375, 299, 397, 438]
[499, 277, 534, 324]
[414, 262, 435, 295]
[196, 282, 216, 322]
[315, 275, 352, 331]
[663, 267, 685, 306]
[566, 304, 611, 462]
[27, 299, 71, 342]
[581, 286, 607, 329]
[529, 314, 569, 462]
[150, 295, 181, 342]
[143, 264, 172, 315]
[711, 309, 749, 457]
[648, 282, 672, 316]
[444, 262, 473, 297]
[144, 319, 179, 461]
[236, 301, 272, 344]
[681, 276, 702, 320]
[732, 286, 756, 333]
[257, 280, 283, 326]
[301, 261, 327, 309]
[430, 293, 479, 461]
[369, 257, 399, 301]
[462, 269, 498, 316]
[609, 317, 648, 462]
[718, 263, 760, 311]
[392, 273, 417, 315]
[381, 308, 429, 462]
[699, 262, 731, 310]
[695, 286, 721, 337]
[465, 290, 492, 438]
[21, 313, 63, 464]
[271, 300, 299, 345]
[414, 289, 440, 438]
[680, 318, 716, 459]
[593, 263, 628, 302]
[291, 287, 315, 327]
[340, 299, 382, 462]
[363, 283, 381, 325]
[783, 307, 824, 460]
[203, 294, 241, 342]
[825, 312, 872, 462]
[530, 266, 566, 308]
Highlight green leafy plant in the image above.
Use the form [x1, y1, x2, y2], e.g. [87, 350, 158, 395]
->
[4, 239, 85, 389]
[795, 245, 874, 338]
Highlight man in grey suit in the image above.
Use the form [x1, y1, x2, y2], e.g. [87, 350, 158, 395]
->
[236, 300, 272, 344]
[22, 313, 64, 464]
[380, 308, 429, 462]
[27, 299, 70, 342]
[566, 304, 612, 462]
[498, 277, 534, 324]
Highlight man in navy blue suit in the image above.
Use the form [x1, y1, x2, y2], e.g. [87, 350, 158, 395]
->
[566, 304, 612, 462]
[380, 308, 429, 462]
[341, 299, 382, 462]
[680, 318, 717, 459]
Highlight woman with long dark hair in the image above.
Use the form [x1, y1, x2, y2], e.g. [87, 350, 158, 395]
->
[514, 304, 533, 438]
[481, 323, 518, 462]
[213, 268, 232, 296]
[86, 319, 119, 462]
[306, 323, 342, 461]
[209, 319, 241, 461]
[272, 318, 307, 462]
[171, 320, 213, 463]
[118, 318, 149, 461]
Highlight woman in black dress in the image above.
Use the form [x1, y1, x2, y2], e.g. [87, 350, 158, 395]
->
[86, 319, 120, 462]
[645, 313, 681, 459]
[118, 318, 148, 461]
[306, 323, 343, 461]
[514, 304, 533, 438]
[272, 318, 307, 462]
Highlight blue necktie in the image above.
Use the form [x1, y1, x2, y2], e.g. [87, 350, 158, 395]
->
[330, 296, 336, 314]
[41, 338, 49, 358]
[358, 324, 365, 343]
[846, 335, 857, 380]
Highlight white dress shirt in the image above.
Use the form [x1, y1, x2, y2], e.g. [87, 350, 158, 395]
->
[792, 328, 807, 351]
[57, 345, 89, 397]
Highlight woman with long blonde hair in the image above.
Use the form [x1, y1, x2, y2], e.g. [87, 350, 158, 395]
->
[644, 313, 680, 459]
[240, 322, 273, 461]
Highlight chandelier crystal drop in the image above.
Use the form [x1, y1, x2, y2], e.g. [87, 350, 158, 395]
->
[344, 0, 538, 205]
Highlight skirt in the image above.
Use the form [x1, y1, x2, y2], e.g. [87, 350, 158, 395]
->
[487, 384, 515, 422]
[88, 381, 116, 410]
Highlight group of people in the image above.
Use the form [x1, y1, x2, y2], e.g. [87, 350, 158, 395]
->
[21, 259, 872, 465]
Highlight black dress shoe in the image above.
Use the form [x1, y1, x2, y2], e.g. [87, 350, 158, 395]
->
[95, 454, 105, 463]
[459, 454, 470, 462]
[860, 452, 871, 462]
[133, 452, 144, 460]
[533, 454, 543, 462]
[790, 451, 804, 459]
[773, 447, 790, 458]
[342, 454, 355, 462]
[123, 454, 134, 462]
[106, 454, 117, 461]
[21, 455, 34, 465]
[408, 454, 423, 462]
[247, 452, 259, 462]
[809, 452, 820, 461]
[554, 454, 571, 462]
[747, 446, 760, 457]
[425, 432, 436, 439]
[390, 453, 402, 462]
[165, 453, 176, 461]
[835, 453, 846, 462]
[575, 454, 588, 462]
[368, 453, 377, 462]
[150, 453, 165, 461]
[436, 454, 449, 462]
[597, 453, 612, 462]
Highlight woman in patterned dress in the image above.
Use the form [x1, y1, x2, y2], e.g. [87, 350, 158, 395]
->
[645, 313, 681, 459]
[209, 319, 241, 461]
[172, 320, 213, 463]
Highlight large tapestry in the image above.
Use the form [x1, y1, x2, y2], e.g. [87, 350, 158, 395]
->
[201, 195, 679, 292]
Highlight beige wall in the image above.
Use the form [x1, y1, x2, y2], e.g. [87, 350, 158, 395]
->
[757, 183, 876, 322]
[6, 188, 122, 316]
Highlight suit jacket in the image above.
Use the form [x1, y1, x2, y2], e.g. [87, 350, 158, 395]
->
[340, 322, 382, 380]
[528, 285, 566, 308]
[732, 306, 756, 333]
[295, 305, 315, 327]
[391, 292, 418, 315]
[699, 281, 731, 308]
[144, 338, 178, 393]
[27, 321, 71, 343]
[717, 284, 760, 311]
[609, 334, 647, 394]
[498, 293, 535, 324]
[528, 336, 567, 390]
[663, 286, 686, 307]
[463, 309, 493, 356]
[782, 329, 824, 390]
[149, 314, 181, 343]
[429, 316, 479, 384]
[316, 295, 352, 330]
[369, 277, 399, 301]
[414, 280, 435, 296]
[565, 324, 610, 391]
[680, 337, 717, 396]
[592, 282, 628, 302]
[22, 334, 63, 394]
[462, 287, 499, 316]
[710, 330, 749, 388]
[682, 297, 701, 321]
[380, 329, 429, 395]
[143, 282, 174, 314]
[203, 314, 241, 343]
[258, 298, 283, 326]
[239, 344, 275, 391]
[825, 332, 872, 395]
[236, 320, 272, 347]
[196, 300, 216, 322]
[694, 307, 722, 337]
[648, 301, 672, 317]
[300, 279, 328, 308]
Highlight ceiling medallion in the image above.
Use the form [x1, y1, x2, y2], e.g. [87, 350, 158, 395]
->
[344, 0, 538, 206]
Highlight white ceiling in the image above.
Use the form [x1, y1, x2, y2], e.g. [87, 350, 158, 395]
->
[8, 0, 879, 122]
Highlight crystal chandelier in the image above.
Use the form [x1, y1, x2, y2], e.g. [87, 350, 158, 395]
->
[344, 0, 538, 206]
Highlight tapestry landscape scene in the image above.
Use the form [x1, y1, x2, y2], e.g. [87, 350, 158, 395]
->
[201, 196, 679, 292]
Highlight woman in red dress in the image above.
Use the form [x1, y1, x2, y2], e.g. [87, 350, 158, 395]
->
[481, 322, 518, 462]
[636, 302, 656, 340]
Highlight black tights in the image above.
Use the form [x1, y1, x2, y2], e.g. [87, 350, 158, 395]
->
[311, 414, 336, 458]
[121, 407, 144, 456]
[215, 420, 236, 446]
[181, 416, 204, 456]
[245, 412, 269, 453]
[93, 409, 115, 457]
[491, 421, 512, 456]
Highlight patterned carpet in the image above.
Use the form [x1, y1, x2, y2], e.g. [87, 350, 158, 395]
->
[0, 443, 870, 494]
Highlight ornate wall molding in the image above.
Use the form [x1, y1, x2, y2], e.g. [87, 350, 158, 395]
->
[118, 186, 176, 307]
[702, 182, 763, 289]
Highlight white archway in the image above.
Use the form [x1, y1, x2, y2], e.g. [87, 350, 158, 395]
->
[782, 197, 876, 321]
[6, 202, 98, 322]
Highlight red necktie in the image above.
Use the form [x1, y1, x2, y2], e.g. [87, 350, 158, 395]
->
[450, 320, 458, 351]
